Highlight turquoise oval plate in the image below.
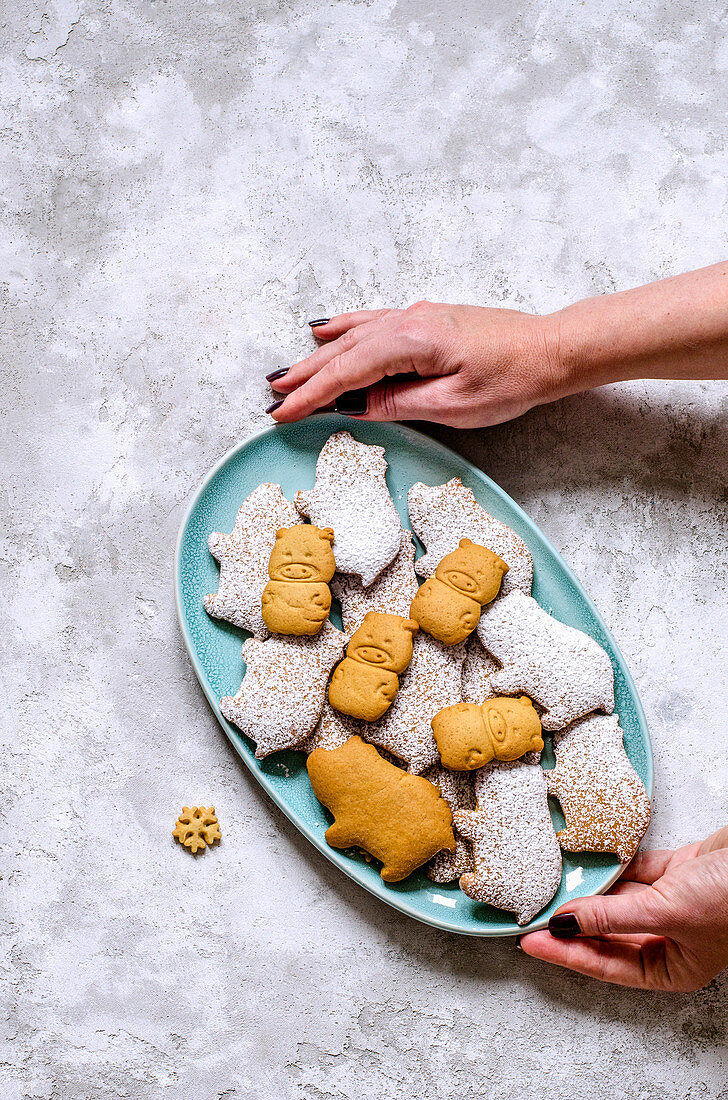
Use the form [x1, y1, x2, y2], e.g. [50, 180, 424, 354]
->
[175, 413, 653, 937]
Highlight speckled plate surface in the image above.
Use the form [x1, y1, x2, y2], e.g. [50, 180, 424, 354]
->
[175, 413, 653, 937]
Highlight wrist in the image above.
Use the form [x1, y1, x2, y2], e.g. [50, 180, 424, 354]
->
[539, 300, 636, 402]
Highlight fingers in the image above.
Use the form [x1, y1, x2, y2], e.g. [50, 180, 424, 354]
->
[308, 309, 395, 340]
[552, 884, 667, 937]
[273, 318, 390, 394]
[699, 825, 728, 856]
[519, 930, 668, 989]
[356, 377, 454, 423]
[271, 335, 419, 423]
[621, 850, 676, 884]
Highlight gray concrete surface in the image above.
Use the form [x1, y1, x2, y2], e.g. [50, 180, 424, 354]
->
[3, 1, 728, 1097]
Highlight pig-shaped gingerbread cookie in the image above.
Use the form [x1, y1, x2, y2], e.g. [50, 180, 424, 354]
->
[261, 525, 336, 635]
[432, 696, 544, 771]
[328, 612, 418, 721]
[409, 539, 508, 645]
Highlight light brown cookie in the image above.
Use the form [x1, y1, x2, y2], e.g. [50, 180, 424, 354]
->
[360, 633, 467, 774]
[220, 621, 346, 757]
[295, 432, 401, 587]
[172, 807, 221, 854]
[432, 696, 544, 770]
[307, 735, 455, 882]
[408, 478, 533, 598]
[409, 539, 508, 644]
[204, 483, 298, 637]
[332, 530, 420, 635]
[425, 766, 475, 883]
[262, 524, 335, 635]
[328, 612, 418, 721]
[455, 761, 562, 925]
[477, 591, 614, 730]
[546, 713, 651, 862]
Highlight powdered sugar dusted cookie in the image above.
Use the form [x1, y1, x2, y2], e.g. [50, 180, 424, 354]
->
[360, 634, 466, 775]
[220, 621, 345, 757]
[332, 530, 419, 635]
[408, 478, 533, 598]
[295, 432, 401, 587]
[425, 766, 475, 883]
[547, 713, 651, 862]
[477, 591, 614, 730]
[204, 483, 298, 638]
[297, 700, 360, 755]
[462, 636, 499, 703]
[455, 761, 562, 925]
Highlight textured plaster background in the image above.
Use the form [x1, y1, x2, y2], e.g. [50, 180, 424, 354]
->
[2, 0, 728, 1097]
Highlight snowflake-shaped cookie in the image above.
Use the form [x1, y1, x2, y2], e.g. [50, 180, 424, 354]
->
[173, 806, 221, 853]
[204, 483, 298, 638]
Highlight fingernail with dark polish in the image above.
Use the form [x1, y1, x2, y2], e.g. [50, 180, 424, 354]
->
[335, 388, 368, 416]
[548, 913, 581, 939]
[515, 936, 523, 951]
[309, 317, 330, 328]
[266, 367, 289, 382]
[265, 399, 284, 415]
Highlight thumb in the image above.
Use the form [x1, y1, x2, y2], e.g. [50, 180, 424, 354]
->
[359, 377, 451, 422]
[550, 886, 668, 939]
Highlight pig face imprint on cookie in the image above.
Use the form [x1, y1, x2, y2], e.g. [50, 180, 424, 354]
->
[295, 432, 402, 587]
[328, 612, 418, 722]
[262, 525, 336, 636]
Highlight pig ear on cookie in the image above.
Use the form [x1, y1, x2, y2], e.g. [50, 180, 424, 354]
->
[321, 527, 335, 544]
[458, 538, 475, 549]
[275, 527, 290, 539]
[403, 619, 419, 635]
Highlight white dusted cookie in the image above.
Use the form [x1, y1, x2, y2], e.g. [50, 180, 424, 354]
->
[408, 478, 533, 598]
[461, 635, 499, 703]
[332, 530, 420, 636]
[454, 761, 562, 925]
[425, 767, 475, 883]
[220, 621, 345, 758]
[296, 700, 359, 755]
[204, 482, 298, 638]
[295, 432, 401, 587]
[360, 634, 466, 775]
[477, 591, 614, 730]
[547, 713, 651, 863]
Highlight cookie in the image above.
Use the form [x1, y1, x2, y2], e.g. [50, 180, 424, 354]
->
[546, 713, 651, 862]
[408, 478, 533, 598]
[455, 761, 562, 925]
[432, 696, 544, 771]
[296, 700, 360, 755]
[204, 483, 299, 637]
[477, 591, 614, 730]
[295, 432, 401, 587]
[172, 807, 221, 854]
[425, 766, 475, 883]
[462, 636, 498, 703]
[262, 524, 335, 635]
[361, 633, 466, 774]
[328, 612, 418, 721]
[409, 539, 508, 645]
[220, 621, 345, 757]
[307, 735, 456, 882]
[332, 530, 420, 636]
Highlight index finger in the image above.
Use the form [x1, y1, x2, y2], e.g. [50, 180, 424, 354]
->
[518, 930, 667, 988]
[271, 335, 417, 423]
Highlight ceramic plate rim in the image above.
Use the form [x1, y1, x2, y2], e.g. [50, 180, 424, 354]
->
[174, 413, 653, 937]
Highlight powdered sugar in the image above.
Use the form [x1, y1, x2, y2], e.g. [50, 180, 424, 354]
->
[295, 431, 402, 587]
[204, 482, 298, 638]
[220, 621, 346, 758]
[408, 478, 533, 598]
[547, 713, 651, 862]
[461, 635, 499, 703]
[332, 529, 419, 635]
[359, 633, 466, 774]
[455, 760, 562, 925]
[425, 766, 475, 883]
[477, 590, 615, 730]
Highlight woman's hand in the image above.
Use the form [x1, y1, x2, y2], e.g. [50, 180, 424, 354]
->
[268, 303, 562, 428]
[519, 826, 728, 991]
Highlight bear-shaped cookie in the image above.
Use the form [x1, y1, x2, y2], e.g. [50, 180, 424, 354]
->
[328, 612, 418, 721]
[261, 524, 335, 635]
[432, 695, 544, 771]
[307, 735, 456, 882]
[409, 539, 508, 645]
[546, 713, 651, 862]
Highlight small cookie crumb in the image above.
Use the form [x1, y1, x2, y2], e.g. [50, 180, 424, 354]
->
[173, 806, 221, 853]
